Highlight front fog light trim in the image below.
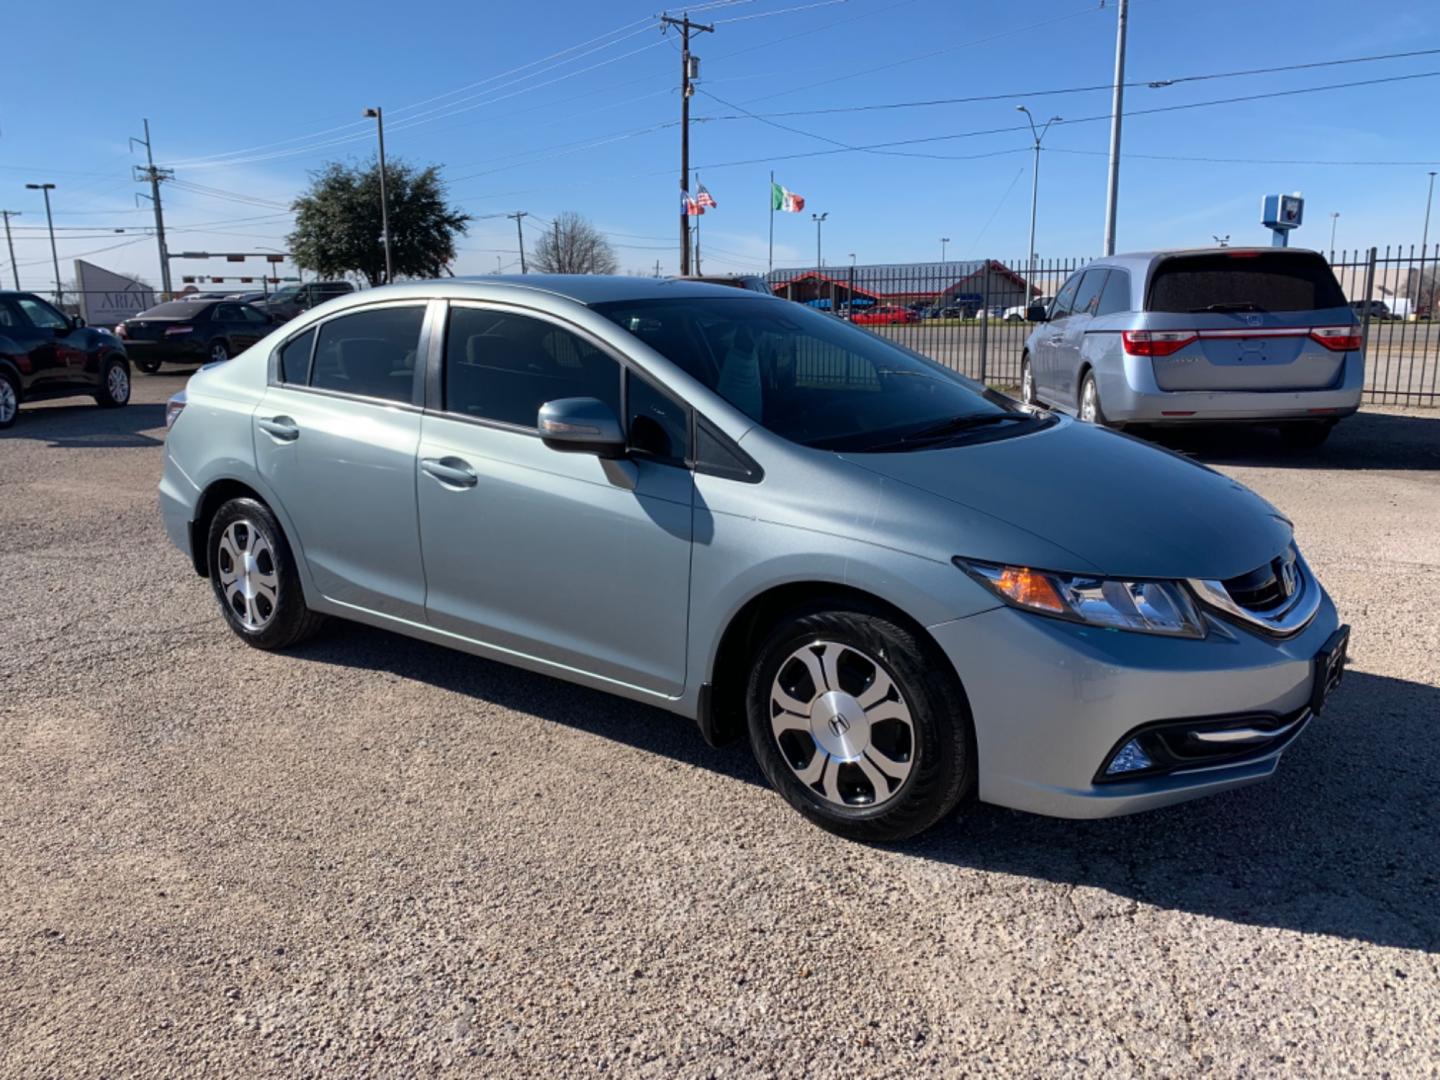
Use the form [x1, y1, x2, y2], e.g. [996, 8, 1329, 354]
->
[1105, 739, 1154, 776]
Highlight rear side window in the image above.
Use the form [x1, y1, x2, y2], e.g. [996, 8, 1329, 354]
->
[1147, 252, 1347, 313]
[1071, 269, 1109, 317]
[311, 305, 425, 403]
[1095, 269, 1132, 316]
[278, 328, 316, 385]
[444, 307, 620, 427]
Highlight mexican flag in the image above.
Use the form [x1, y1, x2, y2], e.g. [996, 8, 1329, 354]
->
[771, 181, 805, 213]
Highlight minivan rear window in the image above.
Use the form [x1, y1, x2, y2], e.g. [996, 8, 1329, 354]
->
[1146, 251, 1347, 313]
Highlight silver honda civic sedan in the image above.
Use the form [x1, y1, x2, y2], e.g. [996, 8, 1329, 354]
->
[159, 276, 1348, 841]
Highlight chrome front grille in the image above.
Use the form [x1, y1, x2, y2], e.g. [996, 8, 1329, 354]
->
[1221, 546, 1299, 613]
[1188, 545, 1319, 638]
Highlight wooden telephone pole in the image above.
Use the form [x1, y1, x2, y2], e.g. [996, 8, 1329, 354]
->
[661, 12, 713, 276]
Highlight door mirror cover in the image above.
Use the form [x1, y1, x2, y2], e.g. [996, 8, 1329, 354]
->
[539, 397, 626, 458]
[1026, 303, 1048, 323]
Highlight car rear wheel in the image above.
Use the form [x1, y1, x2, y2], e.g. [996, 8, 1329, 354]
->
[207, 497, 326, 650]
[136, 359, 162, 374]
[1279, 420, 1335, 450]
[745, 603, 973, 842]
[209, 340, 230, 363]
[0, 370, 19, 429]
[95, 357, 130, 409]
[1078, 371, 1106, 425]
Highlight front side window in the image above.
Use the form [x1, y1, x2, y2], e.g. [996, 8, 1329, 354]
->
[1071, 269, 1109, 318]
[1048, 273, 1084, 320]
[594, 296, 1038, 453]
[15, 296, 69, 330]
[241, 305, 270, 324]
[310, 305, 424, 403]
[627, 369, 690, 464]
[444, 306, 620, 427]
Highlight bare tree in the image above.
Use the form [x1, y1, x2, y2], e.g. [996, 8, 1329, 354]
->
[532, 212, 618, 275]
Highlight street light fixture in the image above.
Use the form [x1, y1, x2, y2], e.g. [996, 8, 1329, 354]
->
[1016, 107, 1061, 313]
[25, 183, 62, 305]
[812, 211, 828, 269]
[363, 107, 394, 285]
[940, 237, 950, 263]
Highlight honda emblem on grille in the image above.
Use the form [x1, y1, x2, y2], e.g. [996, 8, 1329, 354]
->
[1279, 559, 1298, 597]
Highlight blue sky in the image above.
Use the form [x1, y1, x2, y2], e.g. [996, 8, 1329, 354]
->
[3, 0, 1438, 288]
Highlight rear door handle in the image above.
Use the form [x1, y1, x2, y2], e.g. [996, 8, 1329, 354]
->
[258, 415, 299, 441]
[420, 456, 479, 489]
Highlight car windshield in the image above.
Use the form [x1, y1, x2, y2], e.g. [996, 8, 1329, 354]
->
[136, 301, 209, 318]
[1147, 251, 1348, 313]
[270, 287, 300, 302]
[593, 295, 1038, 452]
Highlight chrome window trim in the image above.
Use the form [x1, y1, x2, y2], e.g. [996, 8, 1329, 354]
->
[1187, 550, 1321, 638]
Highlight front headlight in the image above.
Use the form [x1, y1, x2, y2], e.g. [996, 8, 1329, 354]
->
[954, 558, 1205, 638]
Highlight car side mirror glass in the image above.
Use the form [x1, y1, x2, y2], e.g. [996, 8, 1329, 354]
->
[538, 397, 625, 458]
[1026, 303, 1048, 322]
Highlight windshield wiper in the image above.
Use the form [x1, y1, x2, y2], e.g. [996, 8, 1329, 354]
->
[862, 412, 1031, 452]
[1190, 302, 1267, 313]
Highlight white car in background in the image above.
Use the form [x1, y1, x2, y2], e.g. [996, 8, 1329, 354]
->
[1005, 296, 1052, 321]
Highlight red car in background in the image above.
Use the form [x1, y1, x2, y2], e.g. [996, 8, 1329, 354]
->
[851, 305, 917, 325]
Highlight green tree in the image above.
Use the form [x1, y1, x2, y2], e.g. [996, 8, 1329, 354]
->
[288, 159, 470, 286]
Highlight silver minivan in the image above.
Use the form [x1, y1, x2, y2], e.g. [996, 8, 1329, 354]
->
[1020, 248, 1364, 447]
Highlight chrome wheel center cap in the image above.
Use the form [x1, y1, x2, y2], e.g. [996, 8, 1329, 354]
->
[809, 690, 870, 761]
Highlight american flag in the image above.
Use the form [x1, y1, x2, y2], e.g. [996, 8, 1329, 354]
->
[696, 183, 717, 209]
[682, 189, 704, 215]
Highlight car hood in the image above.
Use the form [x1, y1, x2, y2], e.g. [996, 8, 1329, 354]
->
[839, 417, 1292, 581]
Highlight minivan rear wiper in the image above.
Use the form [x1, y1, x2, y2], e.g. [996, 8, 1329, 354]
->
[1190, 302, 1267, 313]
[863, 412, 1031, 451]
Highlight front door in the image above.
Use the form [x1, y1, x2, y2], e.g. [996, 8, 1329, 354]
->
[9, 295, 78, 389]
[1034, 271, 1083, 398]
[1049, 268, 1109, 409]
[416, 303, 693, 697]
[254, 301, 431, 622]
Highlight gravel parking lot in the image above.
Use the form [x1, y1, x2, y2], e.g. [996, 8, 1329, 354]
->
[3, 373, 1438, 1077]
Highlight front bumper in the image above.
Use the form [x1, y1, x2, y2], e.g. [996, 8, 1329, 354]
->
[1097, 352, 1363, 423]
[928, 588, 1341, 818]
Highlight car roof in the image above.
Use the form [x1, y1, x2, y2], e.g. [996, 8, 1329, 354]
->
[394, 274, 778, 307]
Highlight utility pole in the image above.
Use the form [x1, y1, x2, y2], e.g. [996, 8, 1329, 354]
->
[1017, 106, 1061, 311]
[363, 107, 394, 284]
[940, 237, 950, 263]
[1423, 172, 1437, 318]
[554, 218, 563, 273]
[812, 211, 827, 269]
[25, 184, 62, 304]
[1424, 171, 1437, 252]
[1101, 0, 1129, 256]
[1329, 212, 1340, 257]
[130, 120, 174, 297]
[1, 210, 19, 289]
[654, 259, 662, 278]
[661, 12, 714, 276]
[508, 211, 528, 273]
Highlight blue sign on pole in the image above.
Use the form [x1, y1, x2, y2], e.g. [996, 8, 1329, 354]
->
[1261, 193, 1304, 247]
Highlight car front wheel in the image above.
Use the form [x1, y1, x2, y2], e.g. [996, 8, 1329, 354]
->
[1021, 355, 1038, 406]
[136, 358, 162, 374]
[745, 603, 973, 842]
[0, 369, 19, 429]
[207, 497, 325, 650]
[209, 340, 230, 363]
[95, 357, 130, 408]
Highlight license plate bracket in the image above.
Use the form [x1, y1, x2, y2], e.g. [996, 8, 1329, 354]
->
[1311, 625, 1349, 715]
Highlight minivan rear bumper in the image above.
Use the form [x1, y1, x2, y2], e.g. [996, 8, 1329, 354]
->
[1099, 351, 1363, 423]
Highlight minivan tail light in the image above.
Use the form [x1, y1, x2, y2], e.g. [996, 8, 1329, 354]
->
[1309, 326, 1361, 351]
[1121, 329, 1197, 357]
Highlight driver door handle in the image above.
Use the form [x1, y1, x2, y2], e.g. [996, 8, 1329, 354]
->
[258, 415, 300, 441]
[420, 456, 479, 489]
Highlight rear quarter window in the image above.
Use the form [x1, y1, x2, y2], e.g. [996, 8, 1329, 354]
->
[1146, 252, 1347, 313]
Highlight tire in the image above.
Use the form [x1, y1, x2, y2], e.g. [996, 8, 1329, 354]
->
[1279, 420, 1335, 450]
[1078, 370, 1108, 426]
[745, 603, 974, 842]
[95, 356, 130, 408]
[136, 358, 162, 374]
[209, 340, 230, 364]
[207, 497, 326, 650]
[0, 369, 19, 430]
[1020, 355, 1039, 407]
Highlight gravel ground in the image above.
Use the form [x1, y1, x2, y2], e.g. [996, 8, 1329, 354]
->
[3, 374, 1438, 1078]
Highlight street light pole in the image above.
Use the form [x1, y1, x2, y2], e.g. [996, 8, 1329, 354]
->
[363, 107, 394, 285]
[0, 210, 20, 289]
[25, 183, 61, 305]
[1101, 0, 1129, 256]
[1423, 171, 1436, 253]
[812, 211, 827, 269]
[940, 236, 950, 263]
[1017, 107, 1061, 311]
[1329, 212, 1340, 257]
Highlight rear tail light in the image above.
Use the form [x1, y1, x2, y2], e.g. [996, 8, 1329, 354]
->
[1122, 329, 1198, 357]
[1309, 326, 1362, 351]
[164, 324, 194, 337]
[114, 323, 128, 338]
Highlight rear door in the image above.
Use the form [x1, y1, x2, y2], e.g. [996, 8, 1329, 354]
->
[1142, 250, 1354, 391]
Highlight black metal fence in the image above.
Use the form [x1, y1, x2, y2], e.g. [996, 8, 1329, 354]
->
[769, 246, 1439, 407]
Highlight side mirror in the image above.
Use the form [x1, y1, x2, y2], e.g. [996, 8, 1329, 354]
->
[538, 397, 626, 458]
[72, 314, 86, 329]
[1026, 303, 1048, 323]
